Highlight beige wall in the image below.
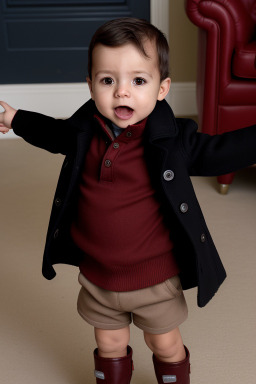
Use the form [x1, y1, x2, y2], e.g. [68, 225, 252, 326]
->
[169, 0, 198, 82]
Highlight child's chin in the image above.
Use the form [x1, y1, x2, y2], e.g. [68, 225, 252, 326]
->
[113, 118, 133, 128]
[119, 121, 135, 129]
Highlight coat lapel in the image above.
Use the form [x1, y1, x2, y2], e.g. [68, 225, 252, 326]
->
[146, 100, 179, 142]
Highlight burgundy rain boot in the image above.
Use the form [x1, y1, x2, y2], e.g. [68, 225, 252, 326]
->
[153, 346, 190, 384]
[93, 345, 133, 384]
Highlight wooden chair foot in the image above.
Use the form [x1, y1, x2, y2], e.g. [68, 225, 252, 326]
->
[219, 184, 229, 194]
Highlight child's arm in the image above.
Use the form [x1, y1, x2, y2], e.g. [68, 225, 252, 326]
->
[0, 99, 95, 155]
[179, 119, 256, 177]
[0, 101, 17, 134]
[0, 100, 77, 155]
[0, 100, 72, 153]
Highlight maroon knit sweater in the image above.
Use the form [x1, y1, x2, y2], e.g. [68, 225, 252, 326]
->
[70, 116, 179, 291]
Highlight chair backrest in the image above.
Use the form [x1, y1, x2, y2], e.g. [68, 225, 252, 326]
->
[185, 0, 256, 134]
[225, 0, 256, 47]
[242, 0, 256, 22]
[185, 0, 255, 47]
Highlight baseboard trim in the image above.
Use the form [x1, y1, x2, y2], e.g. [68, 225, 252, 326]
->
[0, 82, 197, 139]
[167, 82, 197, 117]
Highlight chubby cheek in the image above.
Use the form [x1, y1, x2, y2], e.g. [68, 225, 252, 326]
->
[93, 92, 111, 116]
[139, 94, 157, 115]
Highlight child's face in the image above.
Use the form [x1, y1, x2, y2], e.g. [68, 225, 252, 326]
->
[87, 40, 171, 128]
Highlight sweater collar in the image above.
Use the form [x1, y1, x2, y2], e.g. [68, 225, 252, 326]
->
[94, 114, 148, 142]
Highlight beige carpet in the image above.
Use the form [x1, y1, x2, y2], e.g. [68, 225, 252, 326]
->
[0, 138, 255, 384]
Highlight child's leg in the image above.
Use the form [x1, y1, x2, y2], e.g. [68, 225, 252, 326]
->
[144, 327, 190, 384]
[144, 326, 186, 362]
[93, 326, 133, 384]
[94, 326, 130, 358]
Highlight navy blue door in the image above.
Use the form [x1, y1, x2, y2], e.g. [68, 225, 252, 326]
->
[0, 0, 150, 84]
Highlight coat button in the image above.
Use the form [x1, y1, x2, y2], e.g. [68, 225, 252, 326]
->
[201, 233, 206, 243]
[113, 143, 119, 149]
[104, 159, 112, 167]
[55, 197, 62, 207]
[54, 229, 59, 239]
[180, 203, 188, 213]
[126, 131, 132, 138]
[163, 170, 175, 181]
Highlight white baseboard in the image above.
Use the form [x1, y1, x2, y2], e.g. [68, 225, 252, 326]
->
[167, 82, 197, 117]
[0, 82, 197, 139]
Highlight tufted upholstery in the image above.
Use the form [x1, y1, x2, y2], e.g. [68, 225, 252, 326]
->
[185, 0, 256, 191]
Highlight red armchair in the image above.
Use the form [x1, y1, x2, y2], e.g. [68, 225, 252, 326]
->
[185, 0, 256, 193]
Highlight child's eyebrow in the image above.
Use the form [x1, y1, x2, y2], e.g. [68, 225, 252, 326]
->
[132, 71, 153, 78]
[95, 70, 153, 78]
[94, 71, 114, 78]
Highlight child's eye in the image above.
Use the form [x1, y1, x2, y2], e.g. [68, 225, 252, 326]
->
[133, 77, 146, 86]
[102, 77, 114, 85]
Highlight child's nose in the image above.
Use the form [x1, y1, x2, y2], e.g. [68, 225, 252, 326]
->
[114, 84, 131, 98]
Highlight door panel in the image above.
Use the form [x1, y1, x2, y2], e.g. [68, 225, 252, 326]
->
[0, 0, 150, 84]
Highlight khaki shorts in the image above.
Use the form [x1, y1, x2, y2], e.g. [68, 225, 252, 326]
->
[77, 273, 188, 335]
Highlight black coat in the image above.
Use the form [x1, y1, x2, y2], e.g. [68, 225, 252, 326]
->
[12, 99, 256, 307]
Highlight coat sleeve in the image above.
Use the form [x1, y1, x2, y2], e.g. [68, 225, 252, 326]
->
[12, 111, 74, 155]
[12, 99, 96, 155]
[179, 120, 256, 176]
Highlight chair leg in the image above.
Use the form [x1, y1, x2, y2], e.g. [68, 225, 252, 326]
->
[219, 184, 230, 195]
[217, 172, 235, 194]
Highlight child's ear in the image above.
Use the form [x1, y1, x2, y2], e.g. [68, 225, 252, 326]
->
[86, 77, 94, 100]
[157, 77, 171, 101]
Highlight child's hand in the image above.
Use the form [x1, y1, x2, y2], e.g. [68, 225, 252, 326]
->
[0, 101, 17, 134]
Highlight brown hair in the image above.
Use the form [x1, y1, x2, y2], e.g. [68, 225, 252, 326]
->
[88, 17, 169, 82]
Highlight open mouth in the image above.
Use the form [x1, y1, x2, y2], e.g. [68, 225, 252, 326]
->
[114, 106, 134, 120]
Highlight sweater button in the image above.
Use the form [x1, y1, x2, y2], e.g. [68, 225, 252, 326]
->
[126, 131, 132, 138]
[163, 170, 174, 181]
[113, 143, 119, 149]
[104, 159, 112, 167]
[180, 203, 188, 213]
